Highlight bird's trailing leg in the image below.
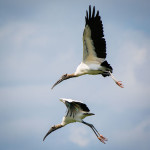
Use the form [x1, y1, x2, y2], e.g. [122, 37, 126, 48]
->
[82, 121, 107, 144]
[109, 71, 124, 88]
[90, 124, 107, 143]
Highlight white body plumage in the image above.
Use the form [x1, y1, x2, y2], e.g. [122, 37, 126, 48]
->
[75, 62, 106, 76]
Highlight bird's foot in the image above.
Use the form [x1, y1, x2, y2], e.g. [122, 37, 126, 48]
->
[98, 134, 108, 144]
[108, 71, 124, 88]
[115, 81, 124, 88]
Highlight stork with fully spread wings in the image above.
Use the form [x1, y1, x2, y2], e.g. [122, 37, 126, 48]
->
[51, 6, 124, 89]
[43, 98, 107, 144]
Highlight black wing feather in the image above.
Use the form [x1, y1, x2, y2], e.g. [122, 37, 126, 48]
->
[69, 102, 90, 112]
[85, 5, 106, 58]
[75, 102, 90, 112]
[65, 100, 90, 112]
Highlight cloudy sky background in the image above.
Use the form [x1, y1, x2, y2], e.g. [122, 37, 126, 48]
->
[0, 0, 150, 150]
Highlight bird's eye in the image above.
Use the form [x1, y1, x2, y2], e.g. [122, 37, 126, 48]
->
[64, 74, 67, 77]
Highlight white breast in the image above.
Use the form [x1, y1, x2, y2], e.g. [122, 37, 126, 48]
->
[61, 116, 76, 125]
[75, 62, 105, 75]
[61, 113, 84, 125]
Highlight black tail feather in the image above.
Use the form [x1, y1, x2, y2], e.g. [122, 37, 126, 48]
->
[101, 61, 113, 77]
[101, 61, 113, 72]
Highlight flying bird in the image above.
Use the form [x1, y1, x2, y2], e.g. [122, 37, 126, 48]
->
[43, 98, 107, 144]
[51, 6, 124, 89]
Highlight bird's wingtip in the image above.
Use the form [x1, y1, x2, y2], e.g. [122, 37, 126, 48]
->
[59, 98, 65, 102]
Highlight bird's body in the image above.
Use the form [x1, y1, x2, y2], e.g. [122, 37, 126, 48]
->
[75, 62, 108, 76]
[43, 98, 107, 144]
[61, 98, 94, 124]
[52, 6, 123, 89]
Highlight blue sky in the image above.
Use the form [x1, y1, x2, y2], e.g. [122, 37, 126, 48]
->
[0, 0, 150, 150]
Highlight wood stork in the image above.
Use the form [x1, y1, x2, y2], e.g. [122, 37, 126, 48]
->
[43, 98, 107, 144]
[51, 5, 123, 89]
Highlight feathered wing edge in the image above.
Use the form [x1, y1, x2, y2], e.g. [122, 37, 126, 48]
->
[83, 5, 106, 63]
[60, 98, 90, 112]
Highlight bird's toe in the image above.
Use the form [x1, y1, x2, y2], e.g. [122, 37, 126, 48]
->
[100, 134, 108, 141]
[116, 81, 124, 88]
[98, 135, 107, 144]
[98, 137, 105, 144]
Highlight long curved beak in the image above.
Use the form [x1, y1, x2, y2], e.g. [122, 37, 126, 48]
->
[51, 74, 67, 89]
[51, 74, 76, 89]
[43, 127, 55, 141]
[43, 124, 63, 141]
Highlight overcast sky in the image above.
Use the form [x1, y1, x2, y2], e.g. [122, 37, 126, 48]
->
[0, 0, 150, 150]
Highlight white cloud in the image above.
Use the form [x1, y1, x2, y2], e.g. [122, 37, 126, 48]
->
[69, 125, 91, 147]
[121, 42, 148, 86]
[113, 118, 150, 146]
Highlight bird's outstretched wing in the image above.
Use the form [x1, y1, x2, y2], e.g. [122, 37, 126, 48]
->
[83, 6, 106, 64]
[71, 101, 90, 112]
[60, 98, 90, 114]
[66, 101, 90, 117]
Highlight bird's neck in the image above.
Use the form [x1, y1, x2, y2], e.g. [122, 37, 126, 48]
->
[67, 73, 78, 78]
[55, 124, 64, 128]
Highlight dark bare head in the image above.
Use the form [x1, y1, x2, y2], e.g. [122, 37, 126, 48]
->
[51, 73, 76, 89]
